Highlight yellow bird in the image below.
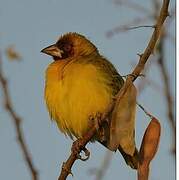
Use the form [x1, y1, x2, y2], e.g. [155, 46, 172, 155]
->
[41, 32, 138, 169]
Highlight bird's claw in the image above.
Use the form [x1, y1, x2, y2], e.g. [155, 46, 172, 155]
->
[77, 148, 90, 161]
[122, 73, 145, 79]
[71, 139, 90, 161]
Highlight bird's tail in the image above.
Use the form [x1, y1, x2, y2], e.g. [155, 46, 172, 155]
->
[118, 146, 139, 169]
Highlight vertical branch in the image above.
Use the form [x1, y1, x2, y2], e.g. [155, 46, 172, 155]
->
[157, 35, 175, 154]
[0, 53, 39, 180]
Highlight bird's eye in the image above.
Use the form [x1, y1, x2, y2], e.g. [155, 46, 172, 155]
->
[63, 44, 72, 52]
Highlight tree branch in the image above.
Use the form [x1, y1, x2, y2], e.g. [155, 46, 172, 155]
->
[58, 0, 170, 179]
[0, 53, 38, 180]
[157, 36, 175, 154]
[106, 16, 152, 38]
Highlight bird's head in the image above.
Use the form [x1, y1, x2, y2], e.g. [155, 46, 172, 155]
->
[41, 32, 99, 61]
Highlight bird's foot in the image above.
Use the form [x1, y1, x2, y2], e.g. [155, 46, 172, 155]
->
[122, 73, 145, 79]
[71, 138, 83, 154]
[89, 112, 102, 131]
[78, 147, 90, 161]
[71, 139, 90, 161]
[89, 112, 107, 143]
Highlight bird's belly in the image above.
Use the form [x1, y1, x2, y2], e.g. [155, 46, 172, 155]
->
[45, 63, 113, 138]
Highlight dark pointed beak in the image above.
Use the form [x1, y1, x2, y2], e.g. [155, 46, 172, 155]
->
[41, 44, 63, 58]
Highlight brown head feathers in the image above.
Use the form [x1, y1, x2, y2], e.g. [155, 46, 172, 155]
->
[56, 32, 99, 58]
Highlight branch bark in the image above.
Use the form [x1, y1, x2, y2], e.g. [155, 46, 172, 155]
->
[0, 53, 38, 180]
[58, 0, 170, 179]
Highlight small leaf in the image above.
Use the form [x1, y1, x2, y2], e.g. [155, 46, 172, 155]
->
[139, 117, 161, 163]
[138, 117, 161, 180]
[108, 80, 137, 156]
[6, 45, 22, 61]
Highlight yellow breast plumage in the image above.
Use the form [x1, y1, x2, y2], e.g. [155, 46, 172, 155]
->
[45, 58, 113, 138]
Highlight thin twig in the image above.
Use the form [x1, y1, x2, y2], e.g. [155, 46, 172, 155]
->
[137, 103, 153, 119]
[136, 0, 175, 154]
[58, 0, 170, 179]
[106, 16, 152, 38]
[0, 53, 38, 180]
[136, 60, 163, 94]
[123, 25, 155, 30]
